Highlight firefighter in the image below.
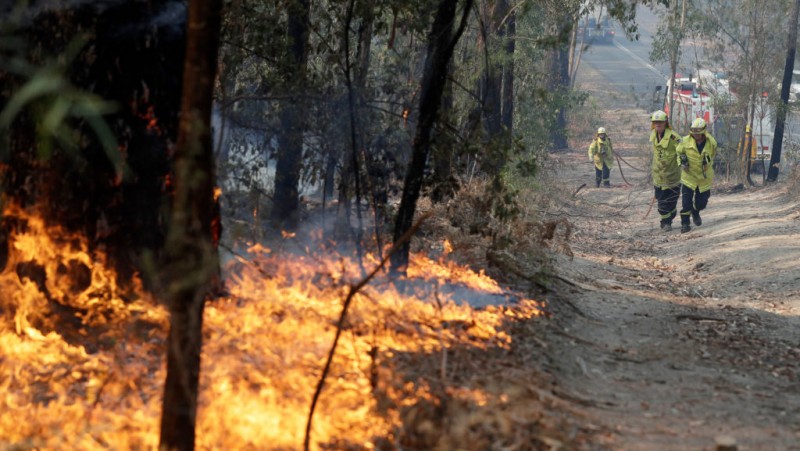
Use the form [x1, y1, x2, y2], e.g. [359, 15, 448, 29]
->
[676, 117, 717, 233]
[649, 110, 681, 232]
[588, 127, 614, 187]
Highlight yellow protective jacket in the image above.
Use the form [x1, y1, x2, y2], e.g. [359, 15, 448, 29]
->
[676, 132, 717, 192]
[588, 137, 614, 170]
[650, 128, 681, 189]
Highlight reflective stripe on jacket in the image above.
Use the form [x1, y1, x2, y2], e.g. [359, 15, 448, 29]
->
[588, 138, 614, 170]
[650, 128, 681, 189]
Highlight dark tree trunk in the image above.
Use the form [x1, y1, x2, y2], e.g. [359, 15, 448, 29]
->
[476, 0, 509, 175]
[430, 62, 457, 203]
[548, 13, 571, 152]
[501, 7, 515, 136]
[483, 70, 503, 141]
[390, 0, 473, 275]
[553, 48, 569, 150]
[482, 0, 505, 141]
[769, 0, 800, 182]
[271, 0, 311, 229]
[159, 0, 222, 449]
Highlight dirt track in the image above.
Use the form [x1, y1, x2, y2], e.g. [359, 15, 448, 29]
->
[539, 69, 800, 449]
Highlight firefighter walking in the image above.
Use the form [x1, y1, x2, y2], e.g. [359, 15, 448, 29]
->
[588, 127, 614, 187]
[649, 110, 681, 232]
[676, 118, 717, 233]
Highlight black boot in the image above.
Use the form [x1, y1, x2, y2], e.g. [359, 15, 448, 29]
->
[692, 210, 702, 226]
[680, 223, 691, 233]
[660, 221, 672, 232]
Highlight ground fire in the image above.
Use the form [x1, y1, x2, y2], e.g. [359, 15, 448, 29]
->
[0, 203, 546, 449]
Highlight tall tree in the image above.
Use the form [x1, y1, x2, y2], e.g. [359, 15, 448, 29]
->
[159, 0, 223, 449]
[768, 0, 800, 182]
[271, 0, 311, 228]
[697, 0, 786, 184]
[501, 3, 516, 136]
[391, 0, 474, 275]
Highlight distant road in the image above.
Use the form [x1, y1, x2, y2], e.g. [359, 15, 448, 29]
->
[576, 6, 678, 110]
[577, 6, 800, 145]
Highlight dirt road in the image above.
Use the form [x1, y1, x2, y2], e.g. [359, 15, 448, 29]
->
[540, 87, 800, 448]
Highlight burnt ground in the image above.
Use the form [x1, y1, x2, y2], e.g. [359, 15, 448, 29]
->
[533, 62, 800, 449]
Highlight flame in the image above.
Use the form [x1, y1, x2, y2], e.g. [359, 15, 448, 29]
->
[137, 105, 161, 135]
[0, 203, 168, 449]
[0, 206, 544, 449]
[442, 238, 453, 256]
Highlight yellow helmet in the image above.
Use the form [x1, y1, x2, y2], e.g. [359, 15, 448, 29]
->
[690, 118, 707, 134]
[651, 110, 667, 122]
[597, 127, 606, 135]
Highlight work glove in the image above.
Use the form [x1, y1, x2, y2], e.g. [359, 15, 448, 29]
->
[679, 153, 689, 170]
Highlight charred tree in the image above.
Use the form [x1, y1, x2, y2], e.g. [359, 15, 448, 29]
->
[768, 0, 800, 183]
[480, 0, 506, 174]
[271, 0, 311, 229]
[159, 0, 223, 449]
[390, 0, 474, 275]
[430, 62, 459, 203]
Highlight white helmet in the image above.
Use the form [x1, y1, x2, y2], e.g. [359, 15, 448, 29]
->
[597, 127, 606, 135]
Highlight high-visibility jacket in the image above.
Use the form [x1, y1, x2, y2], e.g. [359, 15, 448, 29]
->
[650, 128, 681, 189]
[676, 132, 717, 192]
[588, 137, 614, 170]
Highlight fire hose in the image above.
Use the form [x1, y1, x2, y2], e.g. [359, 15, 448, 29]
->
[614, 153, 645, 187]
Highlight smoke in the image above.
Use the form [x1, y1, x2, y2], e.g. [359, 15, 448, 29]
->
[0, 0, 186, 38]
[107, 1, 187, 41]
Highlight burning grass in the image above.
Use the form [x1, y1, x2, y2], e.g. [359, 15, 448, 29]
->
[0, 205, 560, 450]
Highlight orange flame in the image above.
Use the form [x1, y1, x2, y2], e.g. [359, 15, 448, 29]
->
[0, 208, 544, 449]
[137, 105, 161, 135]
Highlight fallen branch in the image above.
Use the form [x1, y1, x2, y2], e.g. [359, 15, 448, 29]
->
[675, 313, 725, 322]
[642, 195, 656, 219]
[615, 153, 647, 172]
[304, 212, 432, 451]
[614, 154, 634, 186]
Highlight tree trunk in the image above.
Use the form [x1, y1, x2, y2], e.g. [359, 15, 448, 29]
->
[568, 11, 583, 88]
[271, 0, 311, 229]
[430, 61, 457, 203]
[390, 0, 473, 275]
[667, 0, 686, 124]
[159, 0, 222, 449]
[768, 0, 800, 182]
[555, 29, 570, 149]
[548, 48, 568, 151]
[483, 0, 506, 143]
[501, 7, 515, 136]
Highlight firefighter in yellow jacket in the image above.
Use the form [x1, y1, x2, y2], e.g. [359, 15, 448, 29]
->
[676, 117, 717, 233]
[649, 110, 682, 232]
[588, 127, 614, 187]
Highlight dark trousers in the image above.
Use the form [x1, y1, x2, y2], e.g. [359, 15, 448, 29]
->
[680, 185, 711, 224]
[595, 164, 610, 186]
[654, 185, 680, 225]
